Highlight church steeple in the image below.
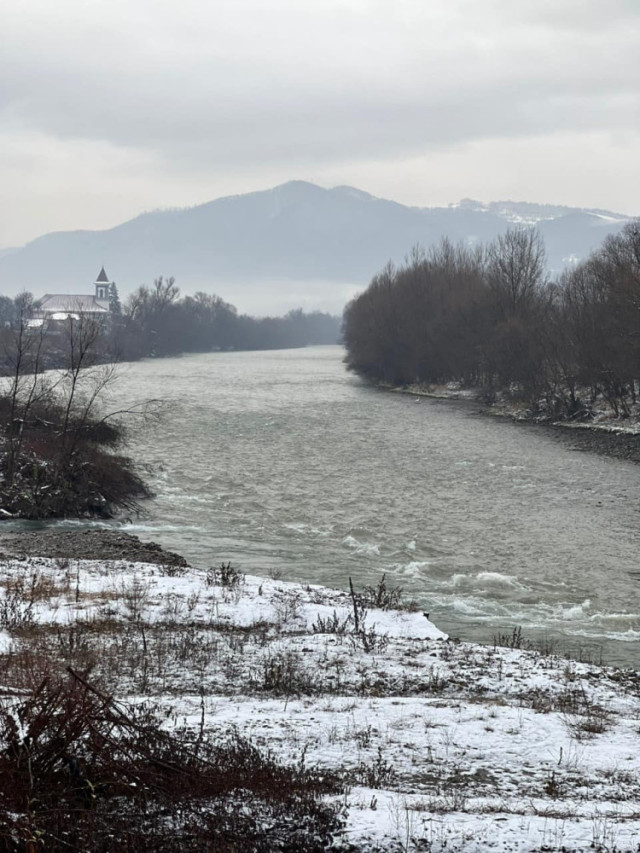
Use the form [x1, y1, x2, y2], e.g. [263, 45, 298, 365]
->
[95, 267, 111, 300]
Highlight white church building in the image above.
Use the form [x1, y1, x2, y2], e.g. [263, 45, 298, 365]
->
[32, 267, 115, 324]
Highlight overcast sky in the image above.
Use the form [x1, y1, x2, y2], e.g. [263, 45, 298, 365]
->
[1, 0, 638, 248]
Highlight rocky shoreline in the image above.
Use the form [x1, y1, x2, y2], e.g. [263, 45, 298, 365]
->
[542, 421, 640, 464]
[0, 527, 188, 567]
[386, 382, 640, 464]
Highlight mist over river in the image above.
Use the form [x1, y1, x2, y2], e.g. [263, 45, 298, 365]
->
[31, 346, 640, 666]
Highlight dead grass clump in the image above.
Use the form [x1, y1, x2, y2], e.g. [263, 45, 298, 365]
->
[0, 590, 35, 632]
[113, 576, 152, 622]
[206, 562, 244, 589]
[563, 703, 612, 740]
[493, 626, 558, 657]
[256, 650, 316, 696]
[347, 577, 390, 654]
[0, 669, 345, 852]
[355, 746, 397, 789]
[348, 624, 389, 655]
[360, 574, 404, 611]
[0, 569, 60, 630]
[312, 610, 353, 635]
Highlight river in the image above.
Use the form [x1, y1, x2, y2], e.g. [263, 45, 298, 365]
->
[27, 346, 640, 666]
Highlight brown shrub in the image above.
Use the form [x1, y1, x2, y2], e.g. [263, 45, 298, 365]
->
[0, 669, 345, 852]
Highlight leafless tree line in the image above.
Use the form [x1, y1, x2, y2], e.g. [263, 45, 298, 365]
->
[0, 280, 340, 366]
[343, 222, 640, 418]
[120, 277, 340, 357]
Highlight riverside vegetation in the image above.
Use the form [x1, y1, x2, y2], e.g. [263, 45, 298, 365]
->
[0, 279, 339, 520]
[0, 306, 151, 519]
[0, 278, 340, 365]
[343, 221, 640, 422]
[0, 551, 638, 851]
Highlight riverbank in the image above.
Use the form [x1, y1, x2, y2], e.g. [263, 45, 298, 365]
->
[387, 382, 640, 464]
[0, 527, 188, 566]
[1, 530, 638, 851]
[5, 347, 640, 673]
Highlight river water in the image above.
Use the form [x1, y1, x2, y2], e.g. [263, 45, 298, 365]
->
[31, 346, 640, 666]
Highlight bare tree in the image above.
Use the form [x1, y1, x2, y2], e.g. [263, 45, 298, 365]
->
[2, 293, 49, 483]
[485, 228, 547, 316]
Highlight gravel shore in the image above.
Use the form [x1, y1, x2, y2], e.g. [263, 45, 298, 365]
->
[390, 382, 640, 464]
[478, 412, 640, 463]
[534, 421, 640, 464]
[0, 528, 188, 567]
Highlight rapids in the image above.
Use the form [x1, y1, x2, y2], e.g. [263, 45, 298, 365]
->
[17, 346, 640, 666]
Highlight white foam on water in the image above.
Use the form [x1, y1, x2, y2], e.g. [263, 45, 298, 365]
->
[397, 560, 432, 577]
[390, 560, 432, 579]
[167, 495, 215, 505]
[452, 600, 489, 616]
[451, 571, 523, 590]
[120, 523, 203, 533]
[558, 599, 591, 620]
[52, 520, 112, 530]
[283, 522, 331, 537]
[566, 627, 640, 642]
[588, 611, 640, 625]
[342, 535, 381, 556]
[476, 571, 523, 587]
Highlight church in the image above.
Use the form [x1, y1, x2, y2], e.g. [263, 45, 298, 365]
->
[32, 267, 116, 324]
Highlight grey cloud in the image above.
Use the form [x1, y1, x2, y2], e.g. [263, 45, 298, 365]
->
[1, 0, 638, 246]
[485, 0, 639, 31]
[3, 58, 636, 170]
[2, 45, 637, 172]
[2, 1, 637, 159]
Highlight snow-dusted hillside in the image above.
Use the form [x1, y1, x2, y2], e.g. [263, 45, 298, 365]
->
[0, 182, 633, 314]
[453, 198, 631, 227]
[1, 555, 638, 851]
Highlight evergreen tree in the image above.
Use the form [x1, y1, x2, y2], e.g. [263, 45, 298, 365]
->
[108, 281, 122, 316]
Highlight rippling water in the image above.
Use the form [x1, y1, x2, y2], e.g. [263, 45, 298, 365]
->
[23, 346, 640, 666]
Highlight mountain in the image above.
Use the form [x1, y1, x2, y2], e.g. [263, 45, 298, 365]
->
[0, 181, 632, 315]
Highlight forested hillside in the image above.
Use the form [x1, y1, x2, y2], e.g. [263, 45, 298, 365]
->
[343, 222, 640, 418]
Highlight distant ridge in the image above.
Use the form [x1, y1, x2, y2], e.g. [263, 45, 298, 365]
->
[0, 182, 632, 315]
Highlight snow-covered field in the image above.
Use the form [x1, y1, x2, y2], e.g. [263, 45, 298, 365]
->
[1, 556, 639, 852]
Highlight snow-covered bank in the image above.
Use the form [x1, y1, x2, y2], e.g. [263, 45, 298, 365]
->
[1, 554, 639, 852]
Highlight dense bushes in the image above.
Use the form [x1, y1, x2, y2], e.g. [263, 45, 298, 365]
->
[0, 395, 149, 518]
[0, 671, 344, 851]
[343, 221, 640, 417]
[0, 310, 152, 519]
